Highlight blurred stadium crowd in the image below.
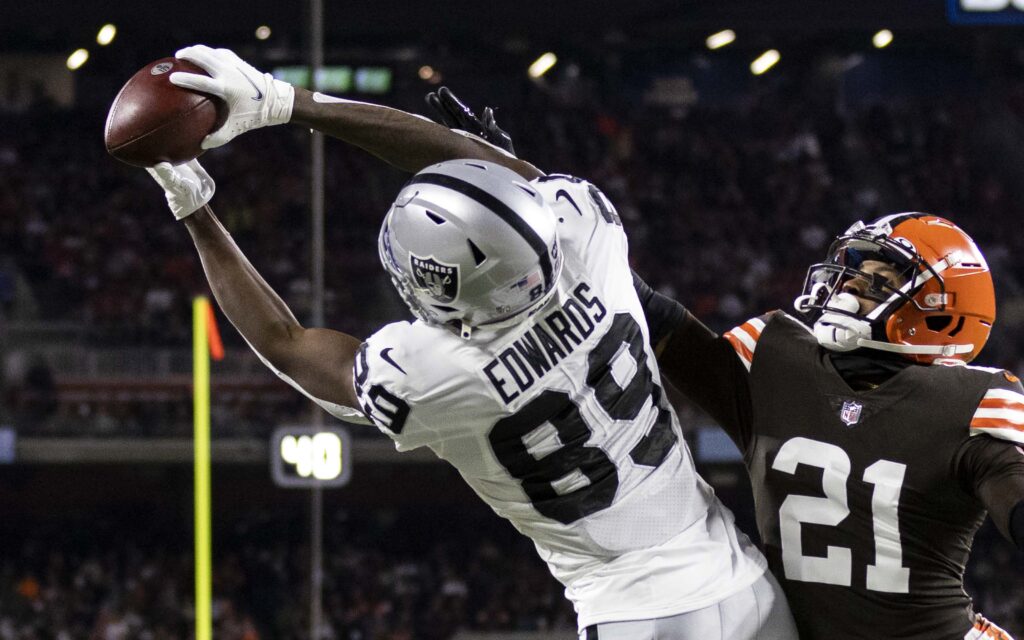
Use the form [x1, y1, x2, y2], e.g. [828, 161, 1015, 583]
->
[3, 49, 1024, 638]
[0, 511, 1018, 639]
[0, 509, 576, 640]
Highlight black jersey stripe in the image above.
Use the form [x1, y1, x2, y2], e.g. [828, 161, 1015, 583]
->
[406, 172, 553, 290]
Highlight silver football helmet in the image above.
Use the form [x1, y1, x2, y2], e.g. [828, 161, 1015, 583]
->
[378, 160, 563, 338]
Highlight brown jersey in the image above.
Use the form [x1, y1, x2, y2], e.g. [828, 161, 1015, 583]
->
[660, 309, 1024, 640]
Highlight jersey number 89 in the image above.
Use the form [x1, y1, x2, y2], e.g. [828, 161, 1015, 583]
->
[488, 313, 677, 525]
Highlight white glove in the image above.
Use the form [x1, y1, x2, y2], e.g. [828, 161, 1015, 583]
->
[146, 160, 215, 220]
[169, 44, 295, 149]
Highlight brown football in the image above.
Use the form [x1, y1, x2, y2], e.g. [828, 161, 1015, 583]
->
[104, 57, 228, 167]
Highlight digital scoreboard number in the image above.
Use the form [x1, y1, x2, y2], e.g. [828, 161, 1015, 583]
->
[948, 0, 1024, 24]
[271, 426, 352, 488]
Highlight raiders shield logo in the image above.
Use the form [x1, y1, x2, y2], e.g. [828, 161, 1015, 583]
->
[410, 255, 459, 303]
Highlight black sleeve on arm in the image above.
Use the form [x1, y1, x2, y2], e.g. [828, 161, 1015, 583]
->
[632, 270, 686, 350]
[631, 271, 755, 452]
[955, 435, 1024, 549]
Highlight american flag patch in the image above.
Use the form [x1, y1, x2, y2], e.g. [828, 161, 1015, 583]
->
[513, 272, 543, 290]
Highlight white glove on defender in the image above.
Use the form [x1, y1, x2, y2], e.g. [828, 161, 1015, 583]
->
[146, 160, 215, 220]
[169, 44, 295, 149]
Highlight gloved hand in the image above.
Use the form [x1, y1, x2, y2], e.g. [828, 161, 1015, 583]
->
[169, 44, 295, 149]
[425, 86, 516, 156]
[146, 160, 215, 220]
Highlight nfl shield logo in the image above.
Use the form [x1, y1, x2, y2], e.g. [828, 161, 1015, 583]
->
[410, 255, 459, 303]
[840, 401, 863, 426]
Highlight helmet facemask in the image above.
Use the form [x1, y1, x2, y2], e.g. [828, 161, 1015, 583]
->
[379, 215, 445, 326]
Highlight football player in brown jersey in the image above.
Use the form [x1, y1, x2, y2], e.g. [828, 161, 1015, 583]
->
[637, 213, 1024, 639]
[422, 91, 1024, 639]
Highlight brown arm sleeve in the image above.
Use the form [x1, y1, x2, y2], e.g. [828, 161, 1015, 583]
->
[955, 434, 1024, 548]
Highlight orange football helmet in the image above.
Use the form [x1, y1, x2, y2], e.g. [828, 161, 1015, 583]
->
[794, 213, 995, 364]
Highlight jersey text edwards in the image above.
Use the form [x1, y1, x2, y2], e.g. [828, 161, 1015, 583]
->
[484, 282, 607, 404]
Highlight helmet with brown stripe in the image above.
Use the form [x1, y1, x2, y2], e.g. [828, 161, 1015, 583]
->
[794, 213, 995, 364]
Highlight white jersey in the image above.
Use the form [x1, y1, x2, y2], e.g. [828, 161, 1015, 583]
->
[347, 175, 766, 628]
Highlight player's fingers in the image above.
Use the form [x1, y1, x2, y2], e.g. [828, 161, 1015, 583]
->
[169, 73, 223, 97]
[175, 44, 214, 60]
[438, 90, 463, 118]
[214, 47, 241, 60]
[148, 162, 176, 180]
[442, 99, 474, 130]
[426, 93, 454, 127]
[440, 87, 474, 118]
[442, 89, 483, 131]
[439, 86, 461, 106]
[175, 45, 221, 73]
[188, 159, 213, 183]
[425, 92, 440, 112]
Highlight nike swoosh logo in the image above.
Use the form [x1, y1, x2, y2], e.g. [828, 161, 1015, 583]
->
[238, 67, 263, 101]
[555, 190, 583, 216]
[380, 348, 407, 375]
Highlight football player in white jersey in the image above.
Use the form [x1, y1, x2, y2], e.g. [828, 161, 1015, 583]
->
[417, 86, 1024, 640]
[143, 45, 797, 639]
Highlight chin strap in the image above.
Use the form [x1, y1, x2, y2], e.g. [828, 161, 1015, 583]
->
[852, 338, 974, 357]
[809, 292, 975, 358]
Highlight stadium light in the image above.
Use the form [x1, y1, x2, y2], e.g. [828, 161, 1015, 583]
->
[873, 29, 894, 49]
[418, 65, 442, 84]
[751, 49, 780, 75]
[255, 25, 272, 40]
[528, 52, 558, 79]
[96, 24, 117, 46]
[706, 29, 736, 50]
[66, 49, 89, 71]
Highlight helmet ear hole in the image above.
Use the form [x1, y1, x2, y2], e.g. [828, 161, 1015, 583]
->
[925, 315, 953, 332]
[947, 316, 966, 337]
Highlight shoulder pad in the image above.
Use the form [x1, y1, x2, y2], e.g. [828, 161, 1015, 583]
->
[723, 311, 780, 371]
[969, 371, 1024, 445]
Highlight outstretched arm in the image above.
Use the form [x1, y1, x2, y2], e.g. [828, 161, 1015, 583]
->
[148, 161, 362, 414]
[632, 270, 755, 451]
[956, 435, 1024, 551]
[289, 89, 543, 179]
[183, 205, 361, 408]
[168, 44, 542, 179]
